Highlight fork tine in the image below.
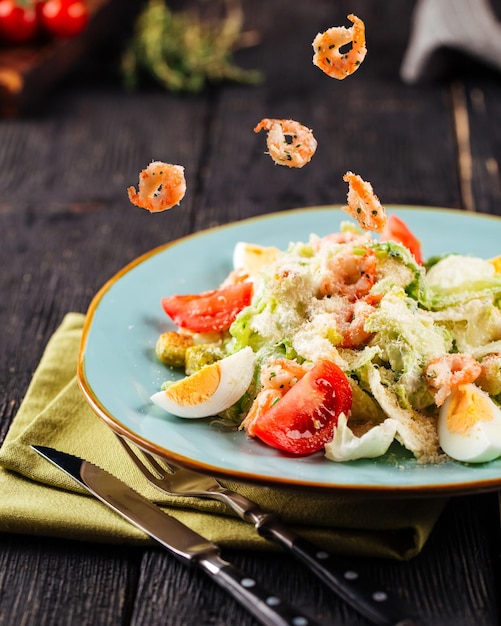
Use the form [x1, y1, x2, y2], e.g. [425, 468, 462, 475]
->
[115, 433, 225, 498]
[116, 435, 171, 480]
[137, 447, 170, 477]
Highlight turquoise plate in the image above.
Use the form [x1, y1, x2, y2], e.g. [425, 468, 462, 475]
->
[78, 206, 501, 495]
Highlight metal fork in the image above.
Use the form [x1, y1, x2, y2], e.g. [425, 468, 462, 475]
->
[116, 435, 416, 626]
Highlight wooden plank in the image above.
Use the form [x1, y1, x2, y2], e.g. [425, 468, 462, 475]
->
[0, 534, 140, 625]
[464, 78, 501, 215]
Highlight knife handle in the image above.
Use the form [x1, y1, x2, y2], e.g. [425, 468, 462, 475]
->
[257, 518, 415, 626]
[198, 553, 321, 626]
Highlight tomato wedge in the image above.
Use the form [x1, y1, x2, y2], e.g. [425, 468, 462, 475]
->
[250, 360, 352, 455]
[380, 214, 423, 264]
[161, 281, 252, 333]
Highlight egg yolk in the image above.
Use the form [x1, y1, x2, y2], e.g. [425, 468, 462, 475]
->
[446, 385, 494, 434]
[488, 255, 501, 273]
[165, 363, 221, 406]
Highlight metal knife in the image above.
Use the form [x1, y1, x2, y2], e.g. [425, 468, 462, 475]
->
[31, 445, 320, 626]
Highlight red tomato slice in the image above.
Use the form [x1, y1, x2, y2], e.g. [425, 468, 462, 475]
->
[161, 281, 253, 333]
[250, 360, 352, 455]
[380, 214, 423, 264]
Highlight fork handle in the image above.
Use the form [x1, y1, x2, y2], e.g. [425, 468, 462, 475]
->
[256, 518, 416, 626]
[199, 553, 321, 626]
[219, 489, 415, 625]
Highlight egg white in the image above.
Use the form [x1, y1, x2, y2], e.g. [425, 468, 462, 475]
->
[438, 383, 501, 463]
[151, 346, 255, 418]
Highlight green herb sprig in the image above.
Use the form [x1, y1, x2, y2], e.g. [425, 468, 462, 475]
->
[122, 0, 262, 93]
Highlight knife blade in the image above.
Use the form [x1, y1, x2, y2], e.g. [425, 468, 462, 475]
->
[31, 445, 320, 626]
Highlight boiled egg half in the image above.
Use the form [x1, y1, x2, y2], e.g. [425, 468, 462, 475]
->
[233, 242, 280, 278]
[438, 383, 501, 463]
[151, 346, 255, 418]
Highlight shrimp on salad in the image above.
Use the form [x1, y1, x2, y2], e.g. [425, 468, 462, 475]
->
[241, 358, 308, 435]
[337, 296, 381, 349]
[312, 14, 367, 80]
[128, 161, 186, 212]
[425, 353, 482, 407]
[342, 171, 387, 233]
[318, 245, 378, 301]
[254, 118, 318, 168]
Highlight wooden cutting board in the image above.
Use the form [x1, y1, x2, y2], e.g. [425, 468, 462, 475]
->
[0, 0, 143, 117]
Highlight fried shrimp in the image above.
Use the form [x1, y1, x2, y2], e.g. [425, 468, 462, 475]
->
[241, 358, 308, 435]
[342, 171, 387, 233]
[127, 161, 186, 212]
[260, 358, 308, 392]
[337, 298, 379, 348]
[426, 353, 482, 407]
[254, 118, 317, 168]
[319, 246, 378, 301]
[312, 14, 367, 80]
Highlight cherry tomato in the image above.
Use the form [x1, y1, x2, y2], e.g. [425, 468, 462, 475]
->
[38, 0, 88, 38]
[0, 0, 38, 44]
[249, 360, 353, 455]
[380, 214, 423, 264]
[161, 282, 253, 333]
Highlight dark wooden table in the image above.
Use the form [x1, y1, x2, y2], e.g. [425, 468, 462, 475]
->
[1, 1, 500, 624]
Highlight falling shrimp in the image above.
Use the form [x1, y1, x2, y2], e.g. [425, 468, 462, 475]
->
[342, 171, 387, 233]
[254, 118, 318, 168]
[312, 14, 367, 80]
[127, 161, 186, 212]
[425, 353, 482, 407]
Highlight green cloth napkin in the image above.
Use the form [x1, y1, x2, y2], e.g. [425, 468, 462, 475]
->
[0, 313, 447, 559]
